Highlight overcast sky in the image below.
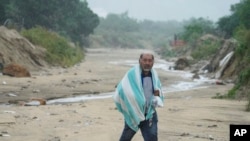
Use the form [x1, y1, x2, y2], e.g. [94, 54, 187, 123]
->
[87, 0, 240, 22]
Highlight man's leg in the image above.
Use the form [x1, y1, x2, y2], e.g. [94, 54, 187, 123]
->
[139, 112, 158, 141]
[119, 121, 136, 141]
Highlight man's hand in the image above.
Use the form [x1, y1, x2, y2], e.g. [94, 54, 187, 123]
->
[154, 90, 159, 96]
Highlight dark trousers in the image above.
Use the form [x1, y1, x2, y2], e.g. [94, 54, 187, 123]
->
[119, 112, 158, 141]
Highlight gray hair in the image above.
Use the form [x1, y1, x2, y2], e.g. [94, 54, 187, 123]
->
[139, 53, 154, 60]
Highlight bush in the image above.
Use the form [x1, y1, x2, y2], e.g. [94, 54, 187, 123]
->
[227, 27, 250, 111]
[191, 40, 221, 60]
[21, 26, 84, 67]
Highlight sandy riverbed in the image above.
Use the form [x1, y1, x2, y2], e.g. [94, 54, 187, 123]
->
[0, 48, 250, 141]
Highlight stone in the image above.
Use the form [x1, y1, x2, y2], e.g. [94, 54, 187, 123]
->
[2, 63, 31, 77]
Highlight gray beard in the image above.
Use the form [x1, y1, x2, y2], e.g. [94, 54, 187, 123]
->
[143, 69, 151, 72]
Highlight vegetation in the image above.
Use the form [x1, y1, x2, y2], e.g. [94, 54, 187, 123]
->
[91, 12, 184, 50]
[174, 18, 219, 61]
[92, 13, 142, 48]
[180, 18, 215, 44]
[21, 26, 84, 67]
[0, 0, 99, 67]
[93, 13, 220, 61]
[231, 28, 250, 111]
[191, 39, 221, 60]
[217, 0, 250, 38]
[169, 0, 250, 111]
[1, 0, 99, 46]
[216, 0, 250, 111]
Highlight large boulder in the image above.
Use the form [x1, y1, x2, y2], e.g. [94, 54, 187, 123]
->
[2, 63, 31, 77]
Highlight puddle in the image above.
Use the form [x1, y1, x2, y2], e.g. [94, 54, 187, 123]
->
[46, 92, 114, 105]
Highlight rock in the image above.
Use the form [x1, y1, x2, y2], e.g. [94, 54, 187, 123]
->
[2, 63, 31, 77]
[0, 52, 4, 71]
[216, 80, 225, 85]
[174, 57, 189, 70]
[180, 133, 190, 136]
[0, 63, 3, 72]
[192, 73, 200, 79]
[32, 89, 40, 93]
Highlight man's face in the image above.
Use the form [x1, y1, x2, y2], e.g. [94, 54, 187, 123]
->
[139, 54, 154, 72]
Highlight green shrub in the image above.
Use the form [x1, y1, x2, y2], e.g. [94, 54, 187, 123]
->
[227, 28, 250, 111]
[191, 40, 220, 60]
[21, 26, 84, 67]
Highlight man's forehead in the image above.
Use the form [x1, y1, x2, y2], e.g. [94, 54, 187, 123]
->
[141, 53, 154, 59]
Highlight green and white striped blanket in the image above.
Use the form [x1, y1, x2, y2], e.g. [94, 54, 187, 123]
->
[113, 64, 163, 131]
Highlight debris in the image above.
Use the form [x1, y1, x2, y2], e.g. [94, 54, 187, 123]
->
[208, 124, 218, 128]
[23, 98, 46, 106]
[24, 101, 40, 106]
[32, 89, 40, 93]
[7, 93, 17, 97]
[3, 111, 16, 114]
[216, 80, 225, 85]
[180, 133, 190, 136]
[0, 133, 10, 137]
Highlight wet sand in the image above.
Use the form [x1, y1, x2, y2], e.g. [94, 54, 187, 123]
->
[0, 48, 250, 141]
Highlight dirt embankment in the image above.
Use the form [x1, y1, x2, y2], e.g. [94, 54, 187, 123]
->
[0, 26, 48, 71]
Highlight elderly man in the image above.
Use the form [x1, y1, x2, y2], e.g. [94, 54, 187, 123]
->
[114, 52, 164, 141]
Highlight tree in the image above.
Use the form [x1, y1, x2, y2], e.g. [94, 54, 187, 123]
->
[0, 0, 9, 24]
[99, 12, 139, 32]
[3, 0, 99, 46]
[217, 0, 250, 38]
[217, 15, 239, 38]
[180, 18, 215, 42]
[55, 0, 99, 45]
[231, 0, 250, 29]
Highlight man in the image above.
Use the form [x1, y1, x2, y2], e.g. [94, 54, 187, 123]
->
[114, 52, 163, 141]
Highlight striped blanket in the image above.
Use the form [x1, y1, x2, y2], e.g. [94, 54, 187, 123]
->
[113, 64, 163, 131]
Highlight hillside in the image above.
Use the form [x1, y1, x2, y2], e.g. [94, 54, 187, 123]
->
[0, 26, 49, 72]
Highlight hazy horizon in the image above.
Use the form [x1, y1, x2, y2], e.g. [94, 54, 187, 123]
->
[87, 0, 240, 22]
